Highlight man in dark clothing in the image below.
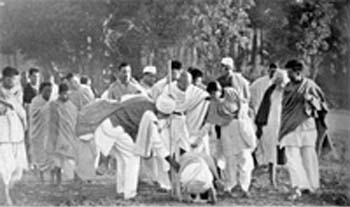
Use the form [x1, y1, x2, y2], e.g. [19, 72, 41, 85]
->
[23, 68, 40, 105]
[23, 68, 41, 166]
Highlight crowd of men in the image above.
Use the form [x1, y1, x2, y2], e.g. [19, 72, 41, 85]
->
[0, 57, 332, 205]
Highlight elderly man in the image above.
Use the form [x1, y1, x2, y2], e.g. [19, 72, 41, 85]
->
[250, 63, 277, 115]
[160, 71, 210, 154]
[29, 82, 52, 182]
[94, 95, 179, 200]
[279, 60, 328, 200]
[0, 66, 28, 205]
[255, 69, 289, 187]
[107, 62, 143, 101]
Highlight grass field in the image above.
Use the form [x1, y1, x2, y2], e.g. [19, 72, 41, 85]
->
[1, 110, 349, 206]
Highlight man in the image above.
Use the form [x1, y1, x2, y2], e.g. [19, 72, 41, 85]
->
[160, 71, 210, 154]
[47, 83, 79, 185]
[217, 57, 250, 102]
[279, 60, 328, 200]
[250, 63, 277, 115]
[107, 62, 143, 101]
[94, 94, 179, 200]
[80, 75, 96, 96]
[254, 69, 289, 187]
[188, 67, 206, 90]
[23, 68, 40, 105]
[0, 66, 28, 205]
[29, 82, 52, 182]
[149, 60, 183, 100]
[23, 68, 41, 165]
[66, 73, 95, 110]
[65, 74, 97, 181]
[205, 87, 257, 198]
[139, 66, 157, 93]
[179, 151, 219, 204]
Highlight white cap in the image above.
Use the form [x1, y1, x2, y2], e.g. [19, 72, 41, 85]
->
[143, 66, 157, 75]
[156, 94, 176, 115]
[221, 57, 234, 69]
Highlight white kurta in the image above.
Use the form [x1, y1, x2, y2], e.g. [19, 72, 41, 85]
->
[250, 76, 272, 114]
[258, 89, 283, 165]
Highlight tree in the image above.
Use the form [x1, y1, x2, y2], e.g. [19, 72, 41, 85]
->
[0, 0, 109, 78]
[189, 0, 254, 78]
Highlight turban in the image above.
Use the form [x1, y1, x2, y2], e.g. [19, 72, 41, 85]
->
[156, 94, 176, 115]
[272, 69, 289, 86]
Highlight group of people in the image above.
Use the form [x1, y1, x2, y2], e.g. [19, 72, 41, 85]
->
[0, 57, 331, 205]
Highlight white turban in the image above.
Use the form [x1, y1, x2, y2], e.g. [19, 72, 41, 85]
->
[156, 94, 176, 115]
[221, 57, 234, 69]
[272, 69, 289, 86]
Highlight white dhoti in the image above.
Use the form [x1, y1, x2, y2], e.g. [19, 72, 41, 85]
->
[223, 149, 254, 192]
[0, 110, 28, 187]
[0, 142, 28, 186]
[95, 119, 140, 199]
[221, 118, 256, 192]
[280, 118, 319, 192]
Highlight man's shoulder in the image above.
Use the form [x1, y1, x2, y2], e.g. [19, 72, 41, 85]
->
[251, 75, 269, 86]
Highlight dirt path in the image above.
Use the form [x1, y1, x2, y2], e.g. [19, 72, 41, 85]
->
[1, 110, 349, 206]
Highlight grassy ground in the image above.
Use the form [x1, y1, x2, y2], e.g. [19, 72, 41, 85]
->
[1, 110, 349, 206]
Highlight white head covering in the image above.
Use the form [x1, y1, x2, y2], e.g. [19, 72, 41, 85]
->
[143, 66, 157, 75]
[156, 94, 176, 115]
[272, 69, 289, 86]
[221, 57, 234, 69]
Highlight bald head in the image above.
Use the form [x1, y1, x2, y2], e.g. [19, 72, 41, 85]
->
[177, 71, 192, 92]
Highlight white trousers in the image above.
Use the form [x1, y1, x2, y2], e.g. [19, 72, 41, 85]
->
[285, 146, 319, 192]
[224, 149, 254, 192]
[98, 120, 140, 199]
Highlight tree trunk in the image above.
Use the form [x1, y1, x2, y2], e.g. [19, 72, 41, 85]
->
[250, 27, 258, 75]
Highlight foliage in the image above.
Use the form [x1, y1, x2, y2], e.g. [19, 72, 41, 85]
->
[189, 0, 254, 75]
[0, 0, 109, 75]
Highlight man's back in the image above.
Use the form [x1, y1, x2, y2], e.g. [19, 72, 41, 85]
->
[109, 96, 156, 140]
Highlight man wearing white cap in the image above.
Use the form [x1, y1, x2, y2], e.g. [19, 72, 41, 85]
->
[140, 66, 157, 92]
[94, 94, 179, 200]
[217, 57, 250, 102]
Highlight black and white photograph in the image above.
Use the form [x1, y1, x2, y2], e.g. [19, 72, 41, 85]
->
[0, 0, 349, 206]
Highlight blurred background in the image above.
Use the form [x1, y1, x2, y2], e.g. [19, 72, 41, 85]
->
[0, 0, 349, 108]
